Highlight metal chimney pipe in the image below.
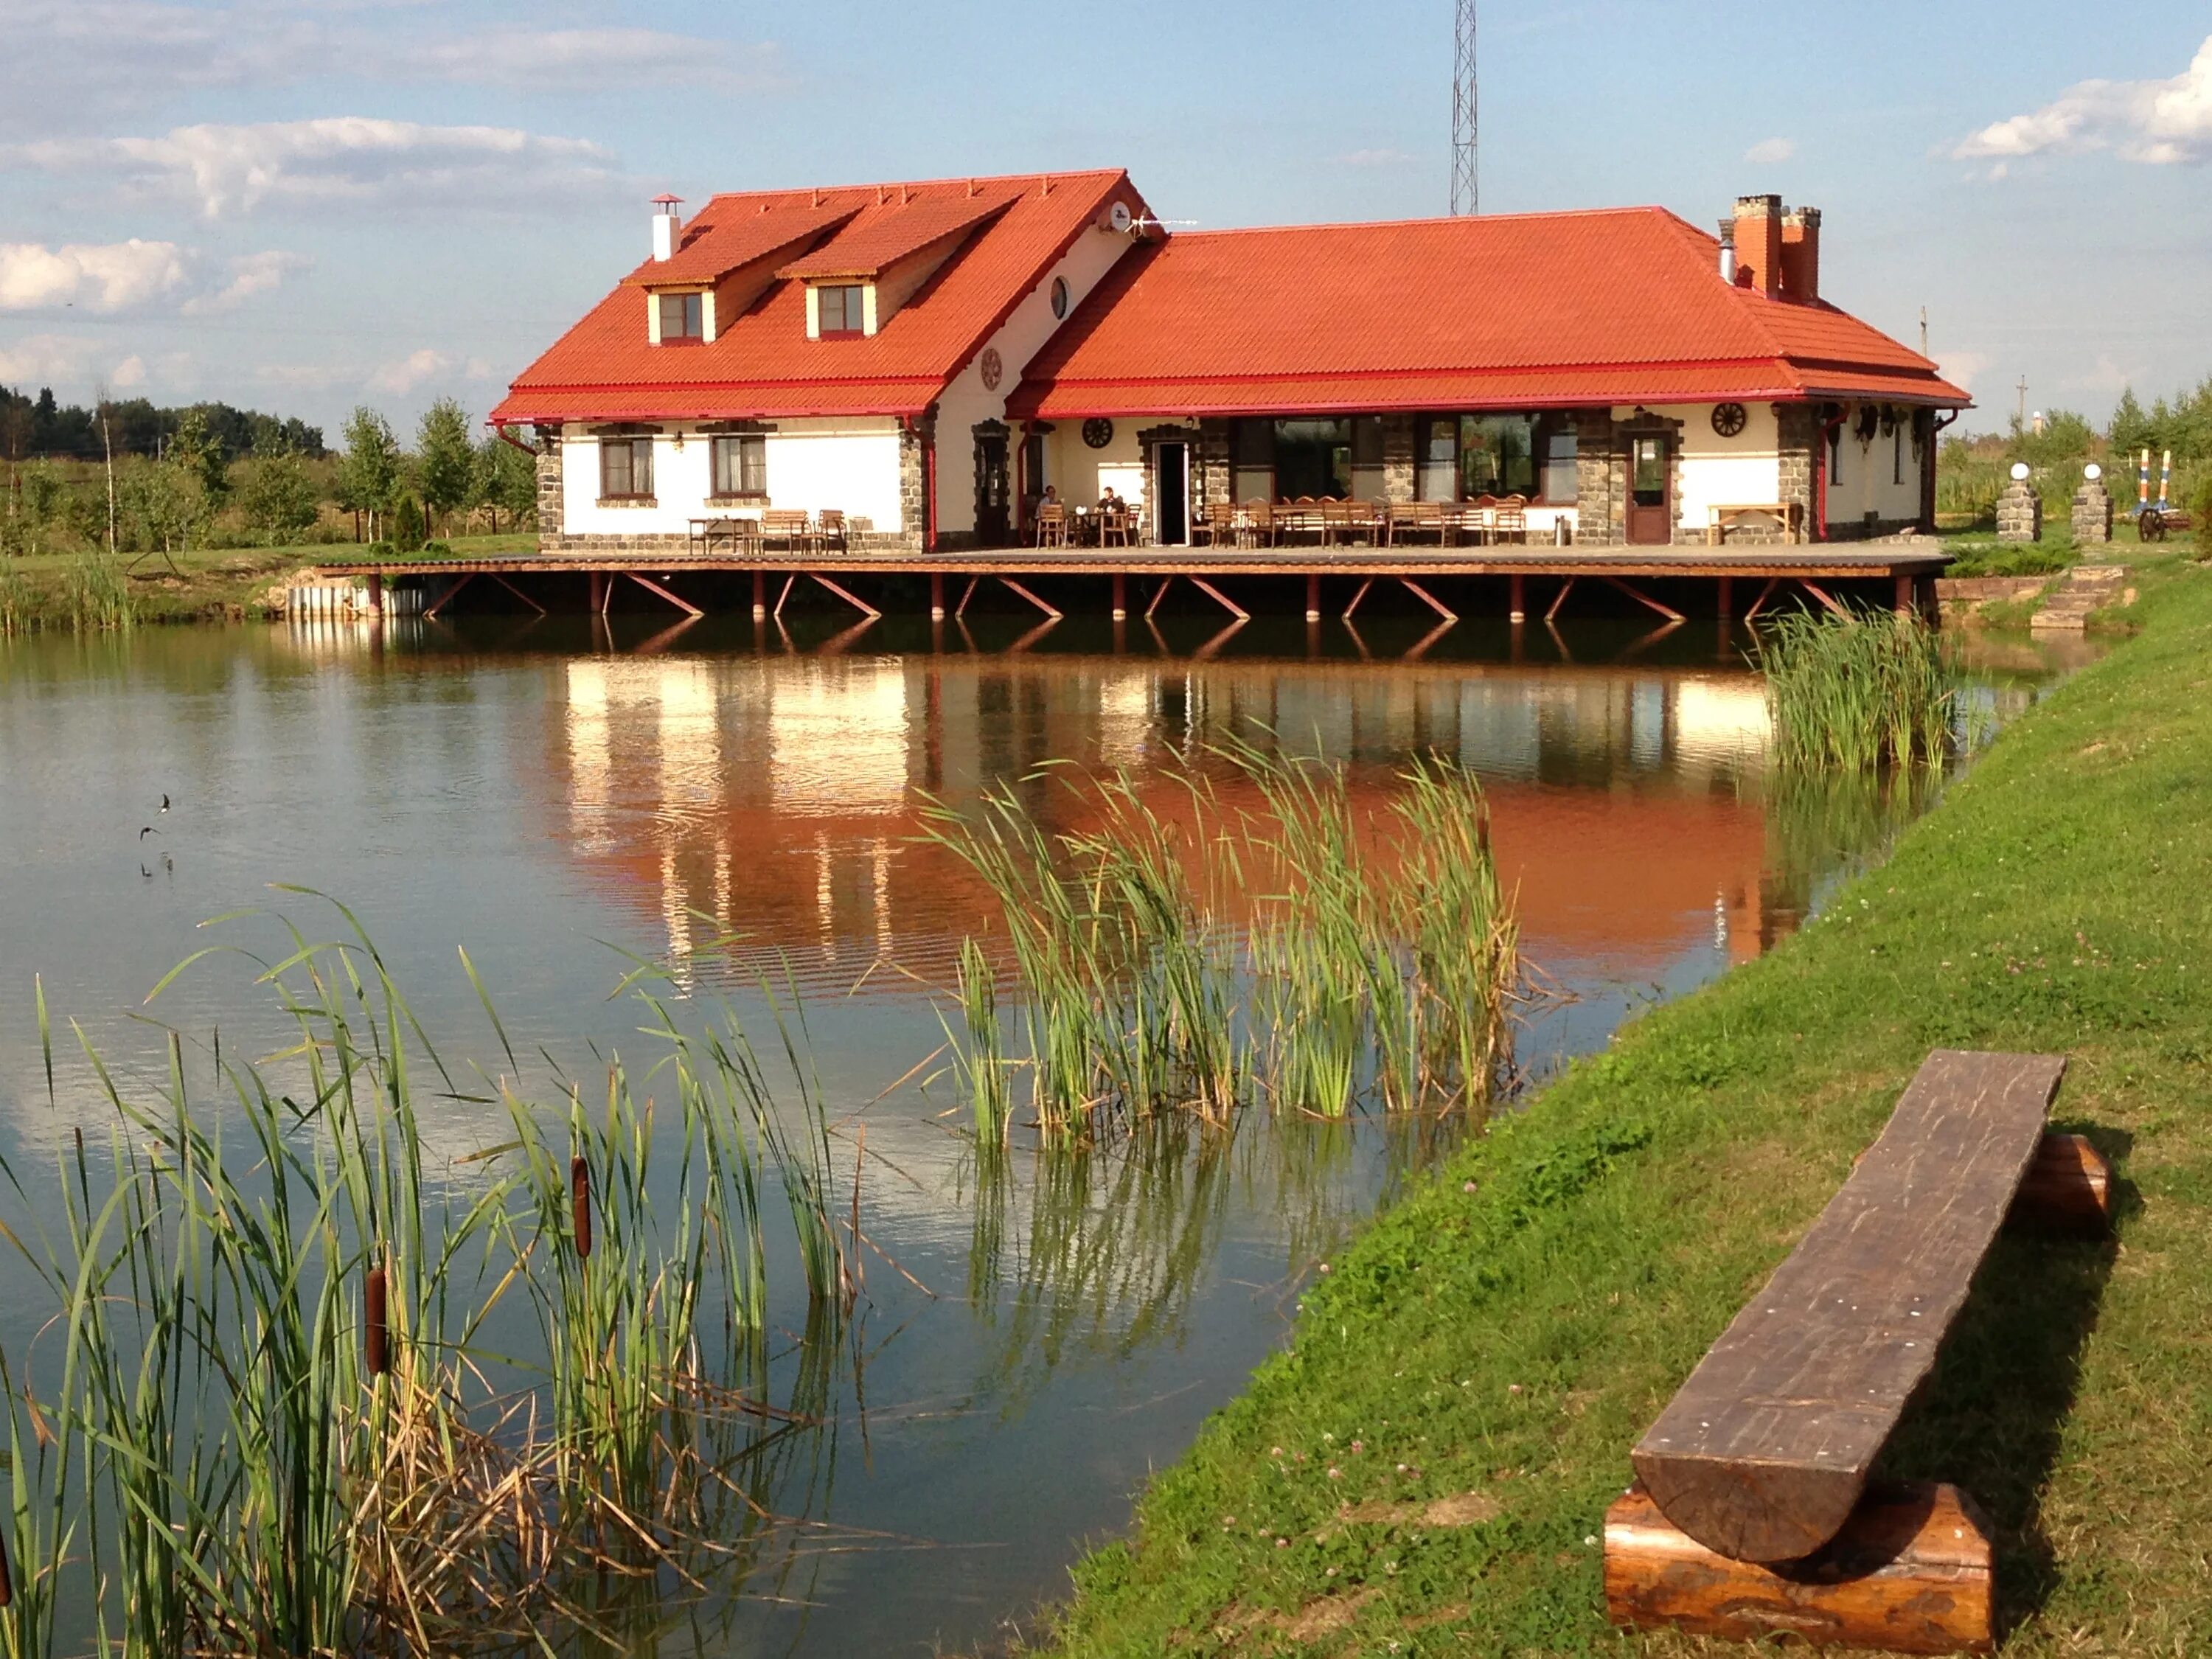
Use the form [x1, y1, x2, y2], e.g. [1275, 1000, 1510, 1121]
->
[1717, 220, 1737, 285]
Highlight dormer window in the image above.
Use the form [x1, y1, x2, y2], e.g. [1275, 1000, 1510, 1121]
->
[656, 293, 703, 341]
[817, 285, 866, 338]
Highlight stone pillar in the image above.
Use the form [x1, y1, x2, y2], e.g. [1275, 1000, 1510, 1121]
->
[1774, 404, 1818, 543]
[1997, 473, 2043, 543]
[1381, 414, 1417, 504]
[897, 417, 932, 552]
[533, 431, 564, 549]
[1196, 420, 1234, 515]
[2070, 471, 2113, 544]
[1574, 409, 1621, 546]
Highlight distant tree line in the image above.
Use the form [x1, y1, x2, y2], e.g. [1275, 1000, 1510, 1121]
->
[2, 395, 535, 560]
[0, 385, 326, 465]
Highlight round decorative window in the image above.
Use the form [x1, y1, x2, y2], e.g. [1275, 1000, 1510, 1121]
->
[1082, 418, 1115, 450]
[1051, 276, 1070, 320]
[1711, 403, 1748, 438]
[979, 347, 1004, 392]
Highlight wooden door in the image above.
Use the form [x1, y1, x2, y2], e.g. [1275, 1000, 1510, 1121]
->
[1154, 442, 1189, 545]
[974, 430, 1011, 546]
[1626, 434, 1672, 545]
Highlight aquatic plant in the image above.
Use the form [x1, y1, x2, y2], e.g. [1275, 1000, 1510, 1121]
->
[0, 900, 848, 1656]
[924, 745, 1522, 1135]
[1756, 608, 1960, 771]
[60, 551, 134, 633]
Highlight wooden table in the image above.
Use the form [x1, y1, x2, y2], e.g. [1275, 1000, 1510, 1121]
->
[1707, 502, 1806, 546]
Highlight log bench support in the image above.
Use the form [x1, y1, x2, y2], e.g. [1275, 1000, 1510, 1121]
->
[1606, 1049, 2110, 1655]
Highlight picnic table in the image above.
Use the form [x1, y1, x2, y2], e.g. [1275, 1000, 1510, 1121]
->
[1605, 1048, 2112, 1654]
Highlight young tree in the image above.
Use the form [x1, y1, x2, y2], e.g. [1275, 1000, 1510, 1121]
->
[415, 398, 475, 537]
[471, 434, 538, 534]
[243, 447, 321, 542]
[167, 407, 230, 508]
[335, 407, 401, 542]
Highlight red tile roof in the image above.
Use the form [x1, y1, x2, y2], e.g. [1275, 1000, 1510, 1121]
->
[493, 170, 1144, 427]
[1006, 207, 1968, 420]
[776, 187, 1024, 279]
[619, 201, 860, 287]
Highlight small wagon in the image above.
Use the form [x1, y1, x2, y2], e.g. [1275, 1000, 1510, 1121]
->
[2139, 507, 2197, 542]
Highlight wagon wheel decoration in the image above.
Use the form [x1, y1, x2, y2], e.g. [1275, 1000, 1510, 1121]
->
[1082, 418, 1115, 450]
[1711, 403, 1748, 439]
[978, 347, 1004, 392]
[2140, 508, 2168, 543]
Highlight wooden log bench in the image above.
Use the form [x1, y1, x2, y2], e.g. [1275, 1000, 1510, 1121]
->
[1604, 1049, 2112, 1654]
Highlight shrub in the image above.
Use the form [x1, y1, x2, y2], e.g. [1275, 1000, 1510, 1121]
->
[2194, 475, 2212, 555]
[390, 494, 426, 552]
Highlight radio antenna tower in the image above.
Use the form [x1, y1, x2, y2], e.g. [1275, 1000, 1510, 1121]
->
[1450, 0, 1478, 215]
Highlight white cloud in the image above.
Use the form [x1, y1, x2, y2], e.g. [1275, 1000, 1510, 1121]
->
[0, 239, 191, 312]
[181, 250, 313, 315]
[18, 118, 624, 219]
[398, 27, 778, 94]
[369, 349, 453, 396]
[1955, 33, 2212, 166]
[110, 355, 147, 389]
[1938, 350, 1992, 394]
[0, 3, 773, 132]
[0, 333, 96, 384]
[1744, 136, 1797, 165]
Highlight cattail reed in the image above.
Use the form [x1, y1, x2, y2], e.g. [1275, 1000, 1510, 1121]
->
[1756, 608, 1960, 771]
[365, 1256, 389, 1377]
[571, 1153, 593, 1259]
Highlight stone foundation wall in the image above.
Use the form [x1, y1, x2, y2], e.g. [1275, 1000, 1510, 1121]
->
[899, 419, 930, 548]
[1573, 410, 1621, 544]
[1197, 419, 1234, 515]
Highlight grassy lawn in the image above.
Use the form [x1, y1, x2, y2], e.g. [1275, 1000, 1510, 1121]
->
[1, 533, 535, 626]
[1023, 547, 2212, 1655]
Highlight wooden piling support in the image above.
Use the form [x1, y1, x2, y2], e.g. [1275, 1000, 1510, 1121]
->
[1545, 577, 1576, 623]
[625, 571, 703, 617]
[1717, 574, 1733, 619]
[1895, 573, 1916, 616]
[753, 568, 768, 618]
[931, 570, 947, 619]
[1508, 570, 1526, 623]
[366, 572, 385, 615]
[1112, 571, 1128, 620]
[1304, 573, 1321, 622]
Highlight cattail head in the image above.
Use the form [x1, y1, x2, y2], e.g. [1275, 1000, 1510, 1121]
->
[571, 1155, 593, 1260]
[1475, 801, 1493, 862]
[364, 1259, 389, 1377]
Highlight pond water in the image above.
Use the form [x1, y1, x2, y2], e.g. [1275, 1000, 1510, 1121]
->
[0, 611, 2090, 1655]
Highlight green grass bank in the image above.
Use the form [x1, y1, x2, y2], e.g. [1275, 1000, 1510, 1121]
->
[1026, 554, 2212, 1656]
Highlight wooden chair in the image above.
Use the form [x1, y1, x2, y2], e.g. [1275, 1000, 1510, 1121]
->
[1035, 504, 1069, 548]
[1239, 500, 1274, 549]
[1100, 505, 1131, 548]
[815, 508, 849, 554]
[1607, 1048, 2112, 1655]
[1386, 500, 1444, 546]
[762, 508, 812, 554]
[1492, 495, 1528, 545]
[1320, 498, 1356, 547]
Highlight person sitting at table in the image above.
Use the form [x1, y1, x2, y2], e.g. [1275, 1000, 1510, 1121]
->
[1098, 485, 1123, 514]
[1040, 484, 1061, 508]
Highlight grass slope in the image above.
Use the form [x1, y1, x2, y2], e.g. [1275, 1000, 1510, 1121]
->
[1029, 556, 2212, 1656]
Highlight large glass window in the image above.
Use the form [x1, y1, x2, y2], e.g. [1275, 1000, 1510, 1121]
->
[1417, 417, 1458, 501]
[656, 293, 703, 341]
[599, 436, 653, 498]
[818, 285, 865, 337]
[1232, 418, 1275, 504]
[711, 434, 766, 498]
[1350, 415, 1385, 502]
[1272, 417, 1351, 498]
[1543, 422, 1579, 502]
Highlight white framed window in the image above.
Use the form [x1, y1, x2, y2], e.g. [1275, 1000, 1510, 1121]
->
[711, 434, 767, 498]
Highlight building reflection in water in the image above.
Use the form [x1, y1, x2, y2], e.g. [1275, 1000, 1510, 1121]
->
[542, 652, 1797, 1004]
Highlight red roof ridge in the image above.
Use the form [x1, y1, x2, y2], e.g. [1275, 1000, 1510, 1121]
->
[1161, 203, 1686, 240]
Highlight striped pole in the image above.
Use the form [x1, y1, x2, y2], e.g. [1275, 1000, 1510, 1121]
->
[2138, 448, 2152, 511]
[2159, 449, 2173, 509]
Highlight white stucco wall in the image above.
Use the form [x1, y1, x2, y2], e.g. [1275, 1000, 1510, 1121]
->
[1826, 408, 1925, 527]
[1661, 403, 1786, 537]
[933, 205, 1146, 538]
[559, 420, 905, 536]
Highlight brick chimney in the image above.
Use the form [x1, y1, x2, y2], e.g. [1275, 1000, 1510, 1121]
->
[1781, 207, 1822, 304]
[1732, 194, 1783, 299]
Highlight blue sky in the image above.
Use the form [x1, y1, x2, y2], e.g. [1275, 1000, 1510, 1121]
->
[2, 0, 2207, 441]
